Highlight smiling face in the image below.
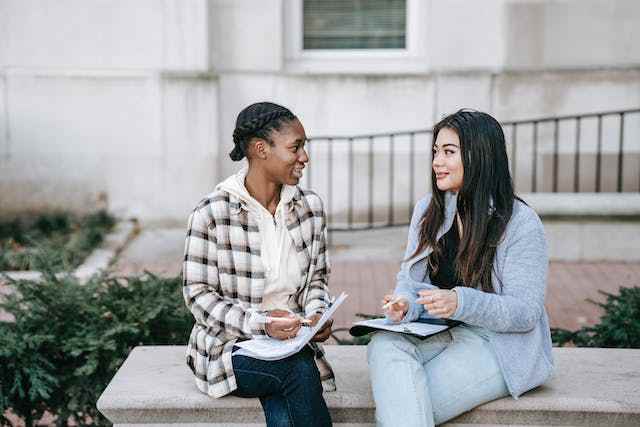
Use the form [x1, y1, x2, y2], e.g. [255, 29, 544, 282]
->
[262, 118, 309, 186]
[432, 127, 464, 193]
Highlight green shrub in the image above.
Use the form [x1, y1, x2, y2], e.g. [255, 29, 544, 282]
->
[331, 313, 379, 345]
[551, 286, 640, 348]
[0, 211, 115, 272]
[0, 269, 191, 427]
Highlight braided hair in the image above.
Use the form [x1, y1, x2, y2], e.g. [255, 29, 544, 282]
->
[230, 102, 297, 161]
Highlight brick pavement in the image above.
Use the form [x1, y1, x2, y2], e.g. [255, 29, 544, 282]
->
[330, 259, 640, 334]
[7, 227, 636, 334]
[108, 252, 640, 335]
[4, 258, 638, 335]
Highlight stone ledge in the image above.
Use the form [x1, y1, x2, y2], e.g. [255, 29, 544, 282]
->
[97, 346, 640, 427]
[1, 220, 138, 283]
[522, 193, 640, 218]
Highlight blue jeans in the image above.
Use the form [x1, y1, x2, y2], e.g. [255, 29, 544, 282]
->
[231, 346, 332, 427]
[367, 324, 509, 427]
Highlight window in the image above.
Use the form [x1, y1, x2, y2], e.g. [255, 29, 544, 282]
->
[303, 0, 406, 50]
[285, 0, 428, 74]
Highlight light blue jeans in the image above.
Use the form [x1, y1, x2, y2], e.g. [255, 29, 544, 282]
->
[367, 324, 509, 427]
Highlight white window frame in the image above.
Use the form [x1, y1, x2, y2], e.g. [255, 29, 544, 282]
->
[284, 0, 429, 74]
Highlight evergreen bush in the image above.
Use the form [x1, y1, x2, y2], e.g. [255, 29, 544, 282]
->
[0, 269, 190, 427]
[0, 211, 115, 272]
[331, 313, 379, 345]
[551, 286, 640, 348]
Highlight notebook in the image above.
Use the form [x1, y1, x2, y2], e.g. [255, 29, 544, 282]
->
[233, 292, 348, 361]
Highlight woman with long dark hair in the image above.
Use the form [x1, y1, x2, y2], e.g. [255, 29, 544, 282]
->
[183, 102, 333, 426]
[367, 110, 553, 426]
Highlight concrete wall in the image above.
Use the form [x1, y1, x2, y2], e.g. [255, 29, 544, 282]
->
[428, 0, 506, 71]
[0, 0, 217, 222]
[505, 0, 640, 70]
[1, 0, 208, 70]
[1, 0, 639, 223]
[225, 70, 640, 220]
[0, 72, 219, 221]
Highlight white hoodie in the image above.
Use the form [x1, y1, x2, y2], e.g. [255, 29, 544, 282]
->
[216, 167, 301, 311]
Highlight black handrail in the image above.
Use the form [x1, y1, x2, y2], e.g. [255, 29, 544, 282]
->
[304, 108, 640, 232]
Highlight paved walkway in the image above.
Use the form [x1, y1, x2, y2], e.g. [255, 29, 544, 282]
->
[111, 226, 640, 334]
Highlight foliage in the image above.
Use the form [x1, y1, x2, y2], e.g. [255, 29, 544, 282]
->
[0, 268, 190, 427]
[0, 211, 115, 272]
[331, 312, 379, 345]
[552, 286, 640, 348]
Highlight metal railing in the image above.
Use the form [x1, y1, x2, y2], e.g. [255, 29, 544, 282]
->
[301, 108, 640, 231]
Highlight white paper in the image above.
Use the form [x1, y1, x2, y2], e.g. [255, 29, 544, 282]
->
[352, 318, 449, 337]
[233, 292, 348, 361]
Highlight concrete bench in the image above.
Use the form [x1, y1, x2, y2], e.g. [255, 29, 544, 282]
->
[97, 346, 640, 426]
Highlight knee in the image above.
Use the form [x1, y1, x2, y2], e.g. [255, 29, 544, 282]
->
[286, 354, 322, 391]
[367, 331, 413, 364]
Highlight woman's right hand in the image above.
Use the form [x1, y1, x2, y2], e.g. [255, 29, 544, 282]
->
[265, 310, 301, 340]
[382, 294, 409, 323]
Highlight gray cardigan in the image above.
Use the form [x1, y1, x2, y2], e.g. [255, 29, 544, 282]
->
[394, 191, 554, 398]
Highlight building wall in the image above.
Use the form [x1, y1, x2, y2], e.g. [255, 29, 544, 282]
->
[1, 0, 639, 223]
[0, 0, 217, 222]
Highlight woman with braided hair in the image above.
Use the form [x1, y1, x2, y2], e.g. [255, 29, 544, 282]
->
[183, 102, 333, 426]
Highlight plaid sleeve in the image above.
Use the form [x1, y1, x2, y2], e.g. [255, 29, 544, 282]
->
[182, 207, 266, 338]
[304, 207, 331, 317]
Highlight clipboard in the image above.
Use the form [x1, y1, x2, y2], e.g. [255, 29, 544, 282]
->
[349, 317, 461, 338]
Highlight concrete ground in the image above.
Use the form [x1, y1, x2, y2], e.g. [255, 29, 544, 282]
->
[111, 226, 640, 333]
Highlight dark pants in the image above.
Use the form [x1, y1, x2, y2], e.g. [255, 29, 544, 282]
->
[231, 346, 332, 427]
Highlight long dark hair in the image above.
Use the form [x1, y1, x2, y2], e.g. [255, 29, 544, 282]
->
[230, 102, 297, 161]
[411, 109, 518, 293]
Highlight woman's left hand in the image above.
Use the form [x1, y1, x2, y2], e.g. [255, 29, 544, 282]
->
[307, 313, 333, 342]
[416, 289, 458, 318]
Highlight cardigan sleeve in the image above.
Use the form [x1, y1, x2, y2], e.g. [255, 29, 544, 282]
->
[450, 210, 549, 333]
[390, 197, 438, 323]
[182, 208, 267, 338]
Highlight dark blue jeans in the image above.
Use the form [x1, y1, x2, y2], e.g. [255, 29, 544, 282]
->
[231, 346, 332, 427]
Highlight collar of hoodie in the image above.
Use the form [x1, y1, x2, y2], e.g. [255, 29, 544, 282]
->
[216, 166, 298, 280]
[216, 165, 298, 220]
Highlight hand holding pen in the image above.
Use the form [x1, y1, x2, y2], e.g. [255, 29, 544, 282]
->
[381, 294, 409, 323]
[264, 310, 313, 340]
[265, 310, 302, 340]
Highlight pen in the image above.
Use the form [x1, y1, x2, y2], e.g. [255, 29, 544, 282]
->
[265, 316, 313, 325]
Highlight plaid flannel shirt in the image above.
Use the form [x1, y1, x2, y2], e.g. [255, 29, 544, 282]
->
[182, 186, 335, 398]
